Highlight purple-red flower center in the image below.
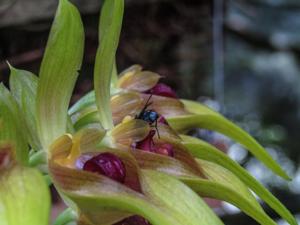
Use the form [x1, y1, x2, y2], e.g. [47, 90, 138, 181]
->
[114, 215, 151, 225]
[135, 130, 174, 157]
[146, 83, 177, 99]
[135, 130, 156, 153]
[155, 143, 174, 157]
[158, 116, 169, 125]
[83, 152, 126, 183]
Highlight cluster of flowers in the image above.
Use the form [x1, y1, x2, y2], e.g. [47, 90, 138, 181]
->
[0, 0, 296, 225]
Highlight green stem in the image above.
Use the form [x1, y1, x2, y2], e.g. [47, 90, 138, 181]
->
[53, 208, 77, 225]
[29, 150, 47, 167]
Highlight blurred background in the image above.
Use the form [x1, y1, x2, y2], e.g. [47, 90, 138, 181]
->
[0, 0, 300, 224]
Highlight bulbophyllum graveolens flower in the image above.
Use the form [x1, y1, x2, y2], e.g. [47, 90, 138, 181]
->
[0, 0, 297, 225]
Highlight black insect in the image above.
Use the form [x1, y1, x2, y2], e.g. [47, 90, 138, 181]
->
[136, 94, 160, 138]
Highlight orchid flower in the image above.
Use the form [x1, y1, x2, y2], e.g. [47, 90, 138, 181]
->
[0, 0, 297, 225]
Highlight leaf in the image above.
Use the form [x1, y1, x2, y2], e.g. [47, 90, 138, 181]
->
[140, 170, 225, 225]
[167, 99, 290, 180]
[0, 84, 28, 164]
[181, 134, 297, 225]
[9, 65, 41, 150]
[94, 0, 124, 129]
[0, 145, 50, 225]
[36, 0, 84, 150]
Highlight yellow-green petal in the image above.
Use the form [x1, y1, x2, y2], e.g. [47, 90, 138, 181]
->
[168, 99, 290, 180]
[94, 0, 124, 129]
[36, 0, 84, 150]
[0, 84, 28, 164]
[9, 66, 41, 150]
[0, 145, 50, 225]
[181, 134, 297, 225]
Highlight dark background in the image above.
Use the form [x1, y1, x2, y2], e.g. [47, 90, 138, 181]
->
[0, 0, 300, 224]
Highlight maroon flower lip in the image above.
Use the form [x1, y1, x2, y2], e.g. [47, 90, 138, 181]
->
[114, 215, 151, 225]
[135, 130, 156, 153]
[158, 116, 169, 125]
[135, 130, 174, 157]
[155, 143, 174, 157]
[82, 152, 126, 183]
[145, 83, 177, 99]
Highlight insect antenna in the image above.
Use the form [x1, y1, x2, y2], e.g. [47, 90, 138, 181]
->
[137, 94, 153, 118]
[154, 119, 160, 139]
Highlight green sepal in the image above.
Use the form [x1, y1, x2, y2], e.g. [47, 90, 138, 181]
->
[49, 160, 181, 225]
[53, 208, 77, 225]
[141, 170, 225, 225]
[181, 134, 297, 225]
[168, 99, 290, 180]
[36, 0, 84, 150]
[0, 145, 50, 225]
[0, 84, 29, 164]
[133, 150, 276, 225]
[69, 91, 95, 116]
[9, 65, 41, 150]
[94, 0, 124, 129]
[184, 160, 278, 225]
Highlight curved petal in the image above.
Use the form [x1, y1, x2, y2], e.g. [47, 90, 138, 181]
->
[140, 170, 225, 225]
[111, 92, 143, 124]
[167, 99, 290, 180]
[111, 119, 150, 146]
[118, 71, 160, 92]
[181, 134, 297, 225]
[0, 84, 28, 164]
[36, 0, 84, 150]
[0, 145, 50, 225]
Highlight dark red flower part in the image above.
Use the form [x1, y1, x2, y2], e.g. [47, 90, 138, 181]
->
[76, 154, 94, 169]
[155, 143, 174, 157]
[83, 152, 126, 183]
[158, 116, 169, 125]
[135, 130, 156, 152]
[135, 130, 175, 157]
[146, 83, 177, 98]
[114, 215, 151, 225]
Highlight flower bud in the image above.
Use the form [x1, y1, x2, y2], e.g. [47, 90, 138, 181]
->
[158, 116, 169, 125]
[135, 130, 156, 152]
[83, 152, 126, 183]
[146, 83, 177, 98]
[114, 215, 151, 225]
